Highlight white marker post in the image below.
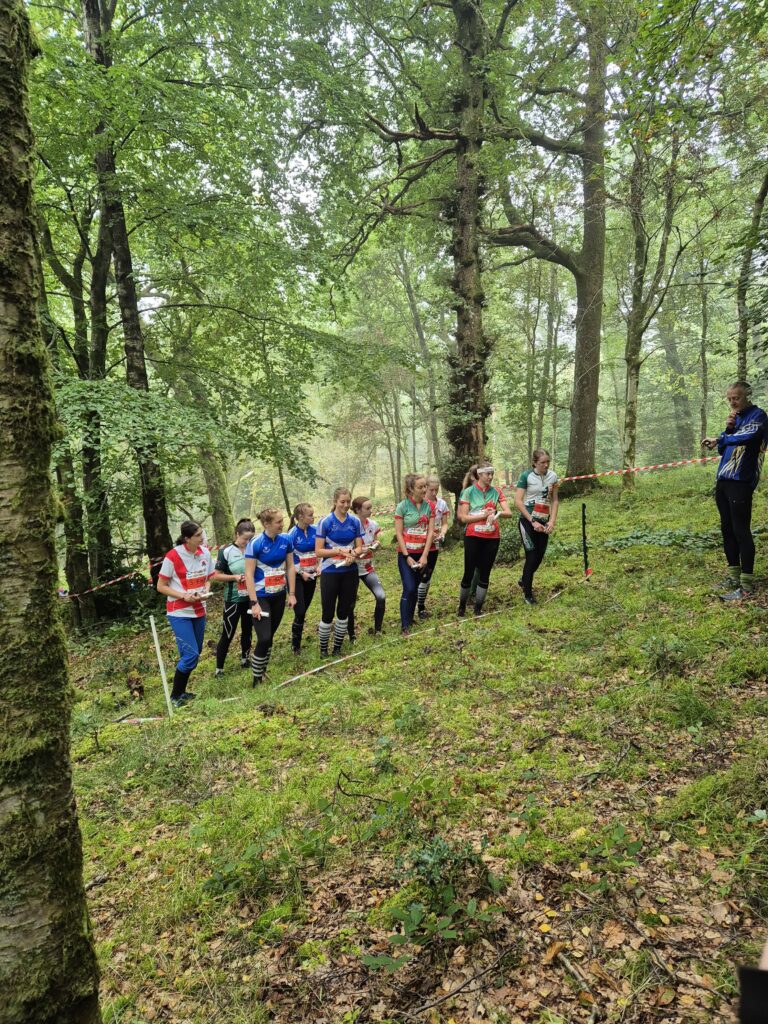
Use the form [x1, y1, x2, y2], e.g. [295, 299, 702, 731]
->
[149, 614, 174, 718]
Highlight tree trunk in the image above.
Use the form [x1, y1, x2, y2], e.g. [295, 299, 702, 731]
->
[565, 7, 606, 482]
[0, 6, 102, 1020]
[736, 166, 768, 380]
[369, 447, 377, 497]
[393, 393, 403, 496]
[443, 0, 488, 498]
[82, 0, 172, 563]
[699, 252, 709, 440]
[536, 265, 558, 451]
[36, 238, 97, 624]
[658, 311, 695, 456]
[398, 252, 442, 469]
[199, 446, 235, 544]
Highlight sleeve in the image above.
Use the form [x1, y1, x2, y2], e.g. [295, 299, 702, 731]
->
[516, 470, 529, 489]
[441, 500, 451, 519]
[284, 535, 294, 553]
[244, 538, 257, 560]
[374, 523, 382, 540]
[158, 555, 174, 580]
[427, 503, 435, 519]
[394, 501, 405, 520]
[458, 488, 470, 505]
[316, 516, 327, 539]
[215, 547, 229, 573]
[719, 411, 768, 447]
[206, 551, 216, 579]
[353, 517, 363, 537]
[551, 473, 560, 488]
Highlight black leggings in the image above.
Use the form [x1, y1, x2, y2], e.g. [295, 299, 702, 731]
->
[319, 571, 360, 655]
[216, 601, 253, 668]
[715, 479, 755, 574]
[293, 574, 317, 624]
[460, 535, 500, 591]
[519, 518, 549, 595]
[320, 571, 359, 622]
[349, 571, 386, 638]
[251, 591, 286, 680]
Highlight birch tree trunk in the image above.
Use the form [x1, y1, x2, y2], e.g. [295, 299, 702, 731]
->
[0, 5, 101, 1019]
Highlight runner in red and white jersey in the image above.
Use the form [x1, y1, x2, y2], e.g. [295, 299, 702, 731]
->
[418, 474, 450, 619]
[156, 520, 216, 706]
[457, 463, 512, 617]
[349, 496, 386, 638]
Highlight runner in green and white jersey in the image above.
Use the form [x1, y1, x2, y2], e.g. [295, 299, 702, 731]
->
[514, 448, 559, 605]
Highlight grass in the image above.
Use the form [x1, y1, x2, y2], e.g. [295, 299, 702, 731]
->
[69, 467, 768, 1022]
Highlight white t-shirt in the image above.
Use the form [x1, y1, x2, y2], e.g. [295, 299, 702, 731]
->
[158, 544, 215, 618]
[357, 517, 382, 576]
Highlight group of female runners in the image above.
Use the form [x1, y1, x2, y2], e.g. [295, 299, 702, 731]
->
[156, 453, 559, 706]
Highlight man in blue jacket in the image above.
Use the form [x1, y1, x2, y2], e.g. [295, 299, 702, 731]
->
[702, 381, 768, 600]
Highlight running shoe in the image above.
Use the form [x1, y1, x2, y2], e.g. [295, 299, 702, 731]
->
[457, 604, 466, 618]
[252, 676, 264, 687]
[215, 668, 224, 678]
[418, 608, 428, 619]
[172, 692, 196, 708]
[240, 656, 250, 668]
[523, 593, 536, 605]
[402, 628, 411, 636]
[719, 587, 752, 602]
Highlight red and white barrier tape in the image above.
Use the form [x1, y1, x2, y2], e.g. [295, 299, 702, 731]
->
[557, 455, 719, 483]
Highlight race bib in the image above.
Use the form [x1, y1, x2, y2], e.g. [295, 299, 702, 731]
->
[404, 527, 428, 551]
[299, 553, 318, 572]
[263, 570, 286, 594]
[183, 571, 207, 591]
[532, 501, 550, 521]
[473, 520, 496, 534]
[236, 577, 248, 595]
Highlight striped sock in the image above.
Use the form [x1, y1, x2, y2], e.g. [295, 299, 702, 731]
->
[318, 621, 332, 656]
[332, 618, 348, 654]
[417, 580, 429, 610]
[251, 652, 268, 684]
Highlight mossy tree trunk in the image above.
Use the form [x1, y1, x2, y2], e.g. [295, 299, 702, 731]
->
[0, 4, 102, 1021]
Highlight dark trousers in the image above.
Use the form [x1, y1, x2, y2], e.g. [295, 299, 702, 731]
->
[460, 536, 500, 591]
[253, 592, 286, 657]
[216, 601, 253, 668]
[320, 570, 359, 622]
[519, 518, 550, 595]
[291, 574, 317, 651]
[715, 479, 755, 574]
[398, 553, 426, 629]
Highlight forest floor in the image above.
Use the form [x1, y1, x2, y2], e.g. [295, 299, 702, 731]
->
[69, 468, 768, 1024]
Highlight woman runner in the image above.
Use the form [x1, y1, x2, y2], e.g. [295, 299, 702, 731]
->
[417, 474, 451, 619]
[457, 463, 512, 616]
[156, 520, 216, 707]
[315, 488, 363, 656]
[213, 519, 256, 675]
[287, 502, 317, 653]
[394, 474, 435, 635]
[514, 449, 559, 605]
[244, 508, 297, 685]
[348, 495, 386, 640]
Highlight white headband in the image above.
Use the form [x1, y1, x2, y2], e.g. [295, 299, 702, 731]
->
[477, 466, 494, 474]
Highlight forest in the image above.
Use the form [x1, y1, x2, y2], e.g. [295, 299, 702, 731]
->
[17, 0, 768, 619]
[1, 0, 768, 1021]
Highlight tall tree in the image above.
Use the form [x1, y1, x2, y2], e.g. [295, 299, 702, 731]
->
[81, 0, 172, 562]
[0, 3, 101, 1019]
[488, 3, 608, 482]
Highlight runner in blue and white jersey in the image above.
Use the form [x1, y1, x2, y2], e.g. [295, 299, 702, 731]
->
[244, 508, 296, 684]
[315, 487, 363, 656]
[287, 502, 317, 653]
